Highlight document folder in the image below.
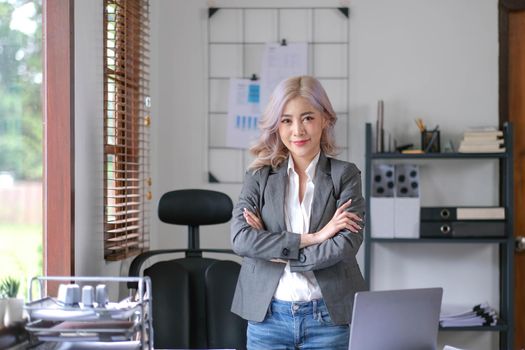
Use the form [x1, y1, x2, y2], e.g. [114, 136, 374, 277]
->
[420, 221, 505, 238]
[421, 207, 505, 221]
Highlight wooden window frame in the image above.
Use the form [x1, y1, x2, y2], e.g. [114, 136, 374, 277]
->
[499, 0, 525, 123]
[43, 0, 75, 293]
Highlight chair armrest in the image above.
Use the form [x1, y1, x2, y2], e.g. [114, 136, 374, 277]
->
[128, 249, 187, 289]
[127, 248, 238, 289]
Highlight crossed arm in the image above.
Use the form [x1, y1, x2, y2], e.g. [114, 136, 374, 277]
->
[231, 164, 365, 272]
[243, 198, 361, 248]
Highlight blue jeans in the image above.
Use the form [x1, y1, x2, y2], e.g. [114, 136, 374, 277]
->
[247, 298, 349, 350]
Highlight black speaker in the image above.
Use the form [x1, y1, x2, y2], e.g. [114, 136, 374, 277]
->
[371, 164, 395, 197]
[395, 164, 419, 198]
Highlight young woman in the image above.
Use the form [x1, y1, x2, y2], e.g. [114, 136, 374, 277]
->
[231, 75, 366, 350]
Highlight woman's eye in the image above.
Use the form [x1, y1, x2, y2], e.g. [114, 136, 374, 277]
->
[281, 118, 291, 124]
[303, 115, 314, 122]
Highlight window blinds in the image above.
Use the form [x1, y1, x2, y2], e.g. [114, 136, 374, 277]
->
[103, 0, 150, 261]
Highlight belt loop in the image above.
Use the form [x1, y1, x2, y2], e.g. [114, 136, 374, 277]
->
[312, 299, 318, 314]
[267, 300, 273, 317]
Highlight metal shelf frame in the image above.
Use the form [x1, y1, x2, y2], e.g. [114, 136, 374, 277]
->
[206, 6, 350, 183]
[364, 122, 514, 349]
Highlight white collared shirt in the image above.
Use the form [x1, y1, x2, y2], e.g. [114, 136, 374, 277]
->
[273, 153, 323, 301]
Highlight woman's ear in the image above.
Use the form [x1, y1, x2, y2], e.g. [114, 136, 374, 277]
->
[322, 113, 330, 129]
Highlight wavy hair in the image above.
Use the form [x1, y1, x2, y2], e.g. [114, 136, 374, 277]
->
[248, 75, 338, 171]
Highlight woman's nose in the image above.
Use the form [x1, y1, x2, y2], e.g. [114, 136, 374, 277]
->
[292, 121, 305, 135]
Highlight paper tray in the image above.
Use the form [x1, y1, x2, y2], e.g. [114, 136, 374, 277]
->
[25, 276, 152, 349]
[25, 297, 141, 322]
[26, 319, 139, 343]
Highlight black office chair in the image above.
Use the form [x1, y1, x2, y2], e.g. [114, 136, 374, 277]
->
[128, 189, 247, 350]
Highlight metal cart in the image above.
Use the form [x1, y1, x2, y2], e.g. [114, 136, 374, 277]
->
[24, 276, 153, 350]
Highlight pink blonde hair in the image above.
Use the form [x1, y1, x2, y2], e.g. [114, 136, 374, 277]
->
[249, 75, 338, 171]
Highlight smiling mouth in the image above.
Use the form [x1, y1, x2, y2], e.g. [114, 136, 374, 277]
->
[292, 140, 310, 146]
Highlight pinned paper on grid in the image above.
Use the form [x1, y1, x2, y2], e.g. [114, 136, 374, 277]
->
[226, 79, 261, 149]
[370, 164, 395, 238]
[260, 42, 308, 108]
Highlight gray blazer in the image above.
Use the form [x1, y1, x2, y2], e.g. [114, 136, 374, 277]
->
[230, 153, 367, 325]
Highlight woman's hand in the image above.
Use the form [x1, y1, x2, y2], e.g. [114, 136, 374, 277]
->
[243, 207, 264, 230]
[301, 199, 362, 247]
[319, 198, 362, 237]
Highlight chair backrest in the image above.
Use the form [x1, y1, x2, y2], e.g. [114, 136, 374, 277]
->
[205, 260, 245, 348]
[130, 189, 247, 350]
[158, 189, 234, 251]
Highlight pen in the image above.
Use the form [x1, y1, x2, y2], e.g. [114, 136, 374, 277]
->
[415, 118, 426, 132]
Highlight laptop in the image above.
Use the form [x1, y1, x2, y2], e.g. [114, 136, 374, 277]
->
[348, 287, 443, 350]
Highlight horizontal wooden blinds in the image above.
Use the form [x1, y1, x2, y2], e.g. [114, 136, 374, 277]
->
[103, 0, 151, 261]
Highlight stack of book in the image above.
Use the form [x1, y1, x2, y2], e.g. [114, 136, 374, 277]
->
[440, 303, 499, 327]
[458, 127, 504, 153]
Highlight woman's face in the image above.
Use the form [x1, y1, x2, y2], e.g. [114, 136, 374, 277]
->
[278, 96, 327, 165]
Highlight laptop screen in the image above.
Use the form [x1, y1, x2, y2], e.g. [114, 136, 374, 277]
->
[348, 287, 443, 350]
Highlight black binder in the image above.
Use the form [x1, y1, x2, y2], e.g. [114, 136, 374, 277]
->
[421, 207, 457, 221]
[420, 222, 453, 238]
[420, 221, 506, 238]
[421, 207, 505, 221]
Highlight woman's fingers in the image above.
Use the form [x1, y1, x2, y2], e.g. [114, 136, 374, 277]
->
[270, 258, 287, 264]
[244, 208, 257, 219]
[244, 207, 261, 220]
[336, 210, 362, 222]
[246, 216, 262, 230]
[335, 199, 352, 215]
[335, 217, 362, 233]
[347, 221, 361, 232]
[243, 208, 263, 230]
[245, 214, 258, 227]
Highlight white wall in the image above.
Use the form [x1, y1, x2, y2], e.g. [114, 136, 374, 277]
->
[74, 0, 105, 276]
[74, 0, 138, 299]
[75, 0, 500, 348]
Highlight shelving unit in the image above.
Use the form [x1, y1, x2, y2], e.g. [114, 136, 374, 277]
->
[364, 123, 514, 349]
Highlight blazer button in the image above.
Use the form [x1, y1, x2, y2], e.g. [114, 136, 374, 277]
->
[282, 248, 289, 256]
[299, 253, 306, 263]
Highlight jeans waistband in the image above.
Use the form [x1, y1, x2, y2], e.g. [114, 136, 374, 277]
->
[270, 298, 326, 316]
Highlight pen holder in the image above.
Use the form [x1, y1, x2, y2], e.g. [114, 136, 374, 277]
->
[421, 130, 440, 153]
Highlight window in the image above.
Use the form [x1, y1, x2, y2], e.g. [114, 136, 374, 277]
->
[103, 0, 151, 261]
[0, 0, 42, 297]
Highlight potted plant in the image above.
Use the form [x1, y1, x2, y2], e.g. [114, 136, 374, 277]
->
[0, 277, 24, 327]
[0, 288, 6, 328]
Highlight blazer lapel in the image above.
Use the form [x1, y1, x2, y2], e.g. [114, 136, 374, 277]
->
[309, 153, 332, 233]
[266, 162, 287, 232]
